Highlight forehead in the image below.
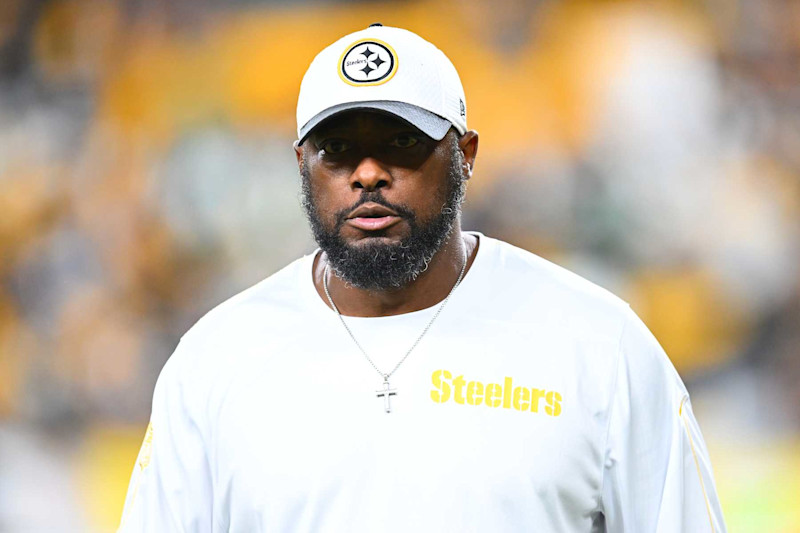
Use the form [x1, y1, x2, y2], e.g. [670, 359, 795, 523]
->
[308, 110, 426, 139]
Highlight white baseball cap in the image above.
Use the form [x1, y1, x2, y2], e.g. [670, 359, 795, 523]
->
[296, 24, 467, 143]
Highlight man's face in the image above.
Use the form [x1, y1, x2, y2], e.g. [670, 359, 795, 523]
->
[297, 111, 467, 290]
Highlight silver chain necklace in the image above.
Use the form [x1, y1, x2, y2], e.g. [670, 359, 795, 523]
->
[322, 241, 468, 414]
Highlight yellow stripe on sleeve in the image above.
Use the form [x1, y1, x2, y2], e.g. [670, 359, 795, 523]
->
[679, 397, 716, 532]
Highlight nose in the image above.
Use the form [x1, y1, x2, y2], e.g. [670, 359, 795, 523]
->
[350, 157, 391, 191]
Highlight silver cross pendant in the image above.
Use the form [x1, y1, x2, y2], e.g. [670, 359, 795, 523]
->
[376, 377, 397, 413]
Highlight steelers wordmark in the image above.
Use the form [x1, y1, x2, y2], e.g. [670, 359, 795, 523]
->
[339, 40, 397, 86]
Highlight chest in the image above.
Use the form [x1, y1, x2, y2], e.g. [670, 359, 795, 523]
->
[207, 321, 616, 531]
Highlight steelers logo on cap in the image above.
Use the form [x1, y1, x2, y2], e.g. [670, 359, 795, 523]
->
[339, 39, 398, 86]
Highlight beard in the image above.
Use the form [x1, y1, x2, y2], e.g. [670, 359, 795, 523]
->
[301, 139, 467, 291]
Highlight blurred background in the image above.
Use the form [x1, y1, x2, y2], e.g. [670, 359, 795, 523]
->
[0, 0, 799, 530]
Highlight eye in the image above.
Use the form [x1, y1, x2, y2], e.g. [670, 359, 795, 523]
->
[319, 139, 351, 154]
[389, 134, 420, 148]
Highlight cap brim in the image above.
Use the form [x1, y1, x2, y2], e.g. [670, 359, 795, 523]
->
[298, 101, 452, 143]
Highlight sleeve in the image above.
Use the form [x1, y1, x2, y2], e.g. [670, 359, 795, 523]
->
[601, 309, 727, 532]
[118, 342, 214, 532]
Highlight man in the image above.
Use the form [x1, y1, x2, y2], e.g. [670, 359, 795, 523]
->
[119, 24, 726, 532]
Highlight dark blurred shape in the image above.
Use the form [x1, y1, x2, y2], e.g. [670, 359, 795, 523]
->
[0, 0, 50, 82]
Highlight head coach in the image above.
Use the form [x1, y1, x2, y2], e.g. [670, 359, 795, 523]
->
[119, 24, 726, 532]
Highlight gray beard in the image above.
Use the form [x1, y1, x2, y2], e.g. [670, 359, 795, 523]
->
[300, 144, 466, 291]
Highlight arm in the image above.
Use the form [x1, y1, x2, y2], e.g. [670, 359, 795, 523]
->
[118, 343, 214, 532]
[601, 310, 726, 532]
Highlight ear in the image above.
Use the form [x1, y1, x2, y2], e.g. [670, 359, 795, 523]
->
[294, 140, 304, 171]
[458, 130, 479, 180]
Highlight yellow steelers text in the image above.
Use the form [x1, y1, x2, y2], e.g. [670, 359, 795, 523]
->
[430, 369, 562, 416]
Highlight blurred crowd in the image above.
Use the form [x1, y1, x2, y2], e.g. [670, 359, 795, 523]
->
[1, 0, 799, 530]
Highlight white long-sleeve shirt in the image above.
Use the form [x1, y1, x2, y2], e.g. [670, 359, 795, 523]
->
[119, 234, 726, 532]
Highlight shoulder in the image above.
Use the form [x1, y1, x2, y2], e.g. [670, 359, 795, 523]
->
[478, 235, 631, 340]
[164, 252, 316, 376]
[152, 253, 317, 409]
[483, 235, 688, 398]
[487, 237, 683, 386]
[184, 253, 313, 342]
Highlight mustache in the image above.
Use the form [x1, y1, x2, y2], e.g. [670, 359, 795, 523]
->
[333, 192, 416, 231]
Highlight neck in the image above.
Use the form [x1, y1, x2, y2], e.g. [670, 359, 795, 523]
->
[315, 227, 478, 317]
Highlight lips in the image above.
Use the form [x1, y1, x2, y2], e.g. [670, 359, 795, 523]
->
[346, 202, 402, 232]
[348, 203, 398, 219]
